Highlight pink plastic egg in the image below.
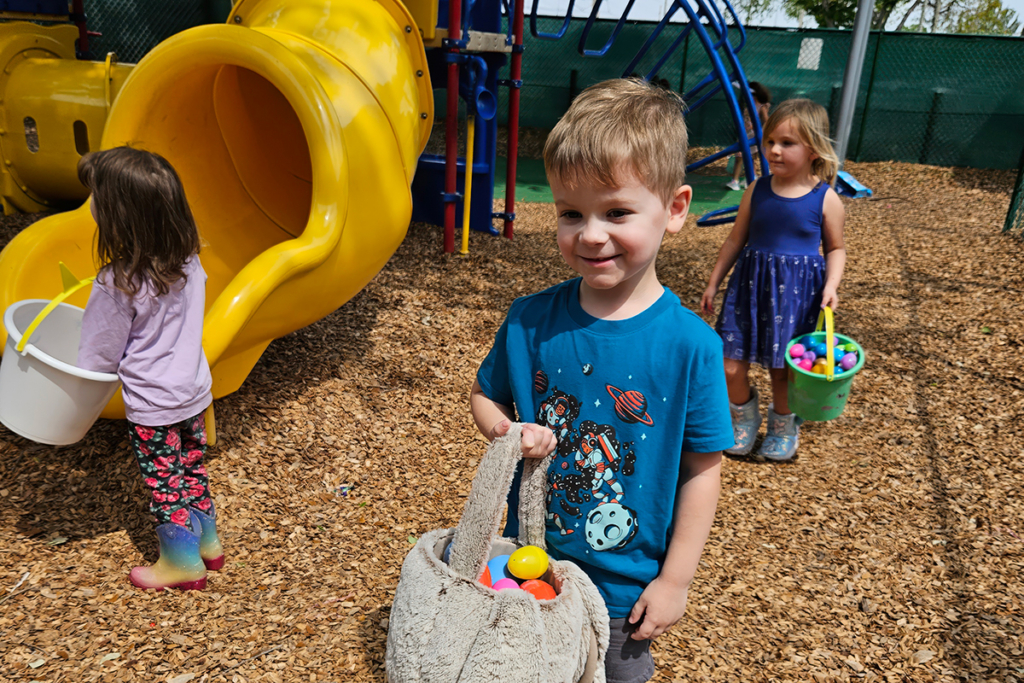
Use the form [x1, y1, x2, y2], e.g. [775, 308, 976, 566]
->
[492, 578, 520, 591]
[840, 352, 858, 370]
[789, 343, 805, 359]
[798, 359, 813, 371]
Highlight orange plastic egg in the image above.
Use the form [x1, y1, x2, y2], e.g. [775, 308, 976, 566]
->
[479, 566, 492, 588]
[520, 579, 557, 601]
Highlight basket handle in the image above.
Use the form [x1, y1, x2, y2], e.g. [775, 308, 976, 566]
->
[15, 263, 95, 354]
[448, 423, 551, 582]
[814, 306, 835, 382]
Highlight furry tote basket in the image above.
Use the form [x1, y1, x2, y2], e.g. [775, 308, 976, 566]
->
[385, 423, 610, 683]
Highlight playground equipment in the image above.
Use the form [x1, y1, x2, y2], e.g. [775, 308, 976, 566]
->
[524, 0, 768, 227]
[0, 0, 432, 419]
[410, 0, 526, 252]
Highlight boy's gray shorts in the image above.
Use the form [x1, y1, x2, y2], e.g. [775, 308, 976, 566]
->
[605, 617, 655, 683]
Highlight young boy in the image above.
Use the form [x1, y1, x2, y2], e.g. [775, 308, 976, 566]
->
[471, 78, 734, 683]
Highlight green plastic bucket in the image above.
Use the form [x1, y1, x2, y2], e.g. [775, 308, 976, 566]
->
[784, 309, 865, 422]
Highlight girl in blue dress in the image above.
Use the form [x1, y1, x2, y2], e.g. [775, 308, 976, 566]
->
[701, 99, 846, 461]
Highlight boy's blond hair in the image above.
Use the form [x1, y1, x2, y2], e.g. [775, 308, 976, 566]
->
[544, 78, 688, 204]
[763, 99, 839, 185]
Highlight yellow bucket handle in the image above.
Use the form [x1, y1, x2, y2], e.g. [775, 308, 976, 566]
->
[16, 263, 95, 354]
[813, 306, 835, 382]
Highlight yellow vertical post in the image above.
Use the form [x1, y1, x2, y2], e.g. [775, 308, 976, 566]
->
[460, 114, 475, 255]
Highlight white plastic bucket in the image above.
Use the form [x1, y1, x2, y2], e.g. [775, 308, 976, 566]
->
[0, 299, 120, 445]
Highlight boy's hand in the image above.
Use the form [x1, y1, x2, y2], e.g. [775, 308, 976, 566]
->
[700, 285, 718, 315]
[821, 285, 839, 312]
[627, 576, 690, 641]
[489, 420, 557, 458]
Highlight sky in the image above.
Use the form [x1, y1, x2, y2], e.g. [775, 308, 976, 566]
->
[532, 0, 1024, 31]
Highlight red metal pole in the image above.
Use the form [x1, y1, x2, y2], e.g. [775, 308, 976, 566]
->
[503, 0, 524, 240]
[71, 0, 89, 56]
[443, 0, 463, 253]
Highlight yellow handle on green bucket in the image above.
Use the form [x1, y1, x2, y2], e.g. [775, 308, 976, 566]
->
[15, 263, 95, 354]
[814, 306, 835, 382]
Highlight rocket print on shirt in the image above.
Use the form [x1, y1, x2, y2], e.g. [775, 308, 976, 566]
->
[534, 363, 653, 552]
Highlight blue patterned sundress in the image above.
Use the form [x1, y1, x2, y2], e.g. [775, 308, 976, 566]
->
[716, 176, 828, 369]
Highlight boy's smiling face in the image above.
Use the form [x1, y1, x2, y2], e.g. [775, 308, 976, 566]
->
[551, 169, 690, 313]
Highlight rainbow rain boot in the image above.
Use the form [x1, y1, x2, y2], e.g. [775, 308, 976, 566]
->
[129, 509, 207, 591]
[191, 503, 224, 571]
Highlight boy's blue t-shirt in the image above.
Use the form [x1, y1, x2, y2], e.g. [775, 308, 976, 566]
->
[476, 278, 734, 617]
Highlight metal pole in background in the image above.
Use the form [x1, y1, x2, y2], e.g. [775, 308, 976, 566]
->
[833, 0, 874, 181]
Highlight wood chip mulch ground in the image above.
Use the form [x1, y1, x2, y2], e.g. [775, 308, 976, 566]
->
[1, 160, 1021, 683]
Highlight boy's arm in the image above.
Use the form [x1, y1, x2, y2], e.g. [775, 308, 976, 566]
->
[628, 449, 722, 640]
[820, 188, 847, 311]
[470, 380, 556, 458]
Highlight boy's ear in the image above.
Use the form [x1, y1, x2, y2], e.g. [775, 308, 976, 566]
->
[666, 184, 692, 234]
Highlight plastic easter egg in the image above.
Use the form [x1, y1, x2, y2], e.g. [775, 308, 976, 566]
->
[487, 554, 513, 582]
[508, 545, 549, 580]
[800, 336, 814, 347]
[840, 352, 858, 370]
[812, 364, 829, 375]
[814, 357, 828, 366]
[521, 579, 558, 601]
[797, 359, 813, 371]
[813, 343, 829, 358]
[492, 578, 520, 591]
[443, 542, 453, 564]
[801, 351, 816, 362]
[789, 343, 805, 359]
[834, 366, 845, 374]
[842, 343, 858, 353]
[833, 336, 843, 346]
[479, 566, 492, 588]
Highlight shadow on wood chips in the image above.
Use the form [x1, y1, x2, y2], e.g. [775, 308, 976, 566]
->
[1, 160, 1022, 682]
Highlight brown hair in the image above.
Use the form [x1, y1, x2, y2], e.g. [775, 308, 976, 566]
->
[748, 81, 771, 105]
[78, 147, 200, 297]
[762, 98, 839, 185]
[544, 78, 688, 204]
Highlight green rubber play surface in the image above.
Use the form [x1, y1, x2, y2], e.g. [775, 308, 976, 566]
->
[495, 156, 741, 218]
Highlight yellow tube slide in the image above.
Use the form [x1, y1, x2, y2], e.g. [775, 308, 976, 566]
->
[0, 0, 433, 418]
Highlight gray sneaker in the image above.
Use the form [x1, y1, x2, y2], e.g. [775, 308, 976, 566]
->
[725, 387, 761, 456]
[757, 405, 803, 462]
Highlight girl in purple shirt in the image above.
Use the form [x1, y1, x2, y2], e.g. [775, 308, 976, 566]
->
[77, 147, 222, 591]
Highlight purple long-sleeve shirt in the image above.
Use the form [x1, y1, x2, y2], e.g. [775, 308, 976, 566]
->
[77, 256, 213, 426]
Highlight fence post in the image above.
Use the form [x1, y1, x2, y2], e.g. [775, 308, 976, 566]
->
[853, 31, 882, 162]
[919, 89, 944, 165]
[1003, 144, 1024, 233]
[678, 31, 690, 94]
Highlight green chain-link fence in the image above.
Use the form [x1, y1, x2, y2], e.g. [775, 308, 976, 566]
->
[82, 0, 230, 64]
[496, 19, 1024, 170]
[58, 4, 1024, 171]
[1005, 147, 1024, 234]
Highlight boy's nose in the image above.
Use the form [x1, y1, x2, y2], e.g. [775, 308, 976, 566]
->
[579, 218, 608, 244]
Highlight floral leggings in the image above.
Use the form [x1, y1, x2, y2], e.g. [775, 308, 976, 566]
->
[130, 413, 212, 529]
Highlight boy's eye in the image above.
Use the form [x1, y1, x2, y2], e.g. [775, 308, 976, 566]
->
[560, 210, 581, 219]
[607, 209, 630, 219]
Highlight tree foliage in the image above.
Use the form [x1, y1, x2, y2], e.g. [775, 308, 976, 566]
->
[778, 0, 1019, 33]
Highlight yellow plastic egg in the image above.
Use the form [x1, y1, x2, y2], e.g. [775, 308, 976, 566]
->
[507, 545, 549, 580]
[812, 364, 829, 375]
